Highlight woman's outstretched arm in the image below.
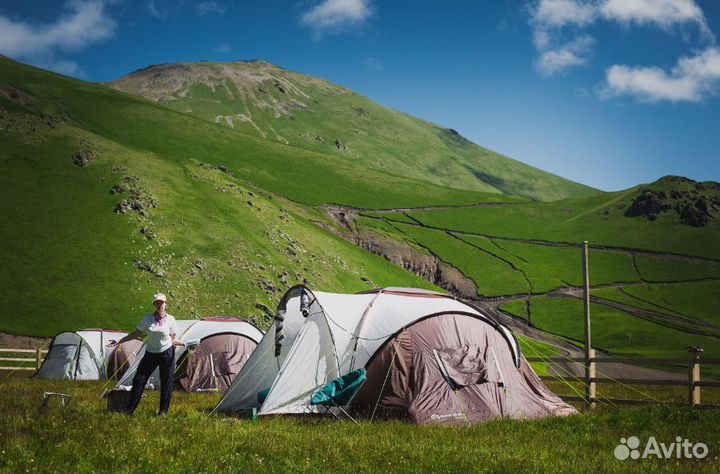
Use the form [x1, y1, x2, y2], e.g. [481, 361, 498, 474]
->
[107, 329, 145, 347]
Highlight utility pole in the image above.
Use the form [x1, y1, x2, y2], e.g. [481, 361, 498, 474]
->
[582, 241, 596, 407]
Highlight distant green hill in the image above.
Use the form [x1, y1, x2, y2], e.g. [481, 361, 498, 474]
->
[356, 176, 720, 360]
[108, 60, 597, 202]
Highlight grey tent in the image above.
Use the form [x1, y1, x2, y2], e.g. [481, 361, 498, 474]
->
[216, 286, 576, 424]
[116, 317, 264, 392]
[35, 329, 129, 380]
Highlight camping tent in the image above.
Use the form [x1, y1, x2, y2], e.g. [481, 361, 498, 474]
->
[116, 317, 263, 392]
[215, 286, 576, 424]
[107, 338, 144, 380]
[35, 329, 131, 381]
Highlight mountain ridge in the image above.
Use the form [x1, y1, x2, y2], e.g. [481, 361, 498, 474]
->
[107, 60, 598, 202]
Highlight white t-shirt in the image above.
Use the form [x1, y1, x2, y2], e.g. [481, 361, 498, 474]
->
[137, 314, 179, 353]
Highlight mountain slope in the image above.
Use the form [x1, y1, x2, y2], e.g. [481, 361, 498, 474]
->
[0, 56, 457, 337]
[108, 60, 597, 201]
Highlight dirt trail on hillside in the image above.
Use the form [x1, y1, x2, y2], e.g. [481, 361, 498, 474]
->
[349, 206, 720, 263]
[357, 202, 528, 212]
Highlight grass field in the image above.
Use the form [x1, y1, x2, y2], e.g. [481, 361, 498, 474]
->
[2, 376, 720, 474]
[500, 296, 720, 359]
[593, 281, 720, 328]
[0, 123, 438, 337]
[634, 256, 720, 282]
[402, 188, 720, 260]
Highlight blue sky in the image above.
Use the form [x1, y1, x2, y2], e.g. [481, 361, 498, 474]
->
[1, 0, 719, 191]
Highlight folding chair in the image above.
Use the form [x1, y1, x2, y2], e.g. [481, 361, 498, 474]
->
[43, 392, 72, 407]
[310, 368, 367, 425]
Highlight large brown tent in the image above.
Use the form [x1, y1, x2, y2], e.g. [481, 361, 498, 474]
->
[352, 312, 575, 423]
[216, 286, 576, 424]
[177, 330, 259, 392]
[107, 338, 144, 380]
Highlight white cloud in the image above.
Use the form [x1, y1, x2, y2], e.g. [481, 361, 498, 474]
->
[196, 1, 224, 16]
[532, 0, 596, 28]
[301, 0, 372, 39]
[147, 0, 184, 20]
[0, 1, 115, 58]
[527, 0, 718, 102]
[529, 1, 599, 75]
[601, 47, 720, 102]
[0, 0, 115, 78]
[531, 0, 709, 31]
[600, 0, 707, 30]
[537, 35, 595, 76]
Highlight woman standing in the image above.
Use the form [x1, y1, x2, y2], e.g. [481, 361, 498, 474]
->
[109, 293, 184, 416]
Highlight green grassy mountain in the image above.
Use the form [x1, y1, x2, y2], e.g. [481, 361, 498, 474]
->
[1, 55, 472, 337]
[108, 60, 597, 202]
[353, 176, 720, 360]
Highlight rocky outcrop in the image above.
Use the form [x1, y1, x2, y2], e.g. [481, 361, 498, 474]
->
[624, 190, 671, 220]
[624, 176, 720, 227]
[323, 206, 478, 299]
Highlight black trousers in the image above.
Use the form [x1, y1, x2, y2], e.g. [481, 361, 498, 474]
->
[126, 346, 176, 415]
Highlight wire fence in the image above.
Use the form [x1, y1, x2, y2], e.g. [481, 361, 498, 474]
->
[526, 348, 720, 409]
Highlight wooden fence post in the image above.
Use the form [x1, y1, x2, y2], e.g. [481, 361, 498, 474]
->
[689, 347, 703, 407]
[36, 347, 42, 369]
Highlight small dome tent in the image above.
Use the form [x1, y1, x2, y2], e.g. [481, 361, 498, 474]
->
[215, 286, 576, 424]
[35, 329, 130, 381]
[116, 317, 264, 392]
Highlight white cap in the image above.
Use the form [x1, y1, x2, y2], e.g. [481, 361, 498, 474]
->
[152, 293, 167, 304]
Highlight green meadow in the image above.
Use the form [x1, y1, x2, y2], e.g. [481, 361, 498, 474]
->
[2, 376, 720, 474]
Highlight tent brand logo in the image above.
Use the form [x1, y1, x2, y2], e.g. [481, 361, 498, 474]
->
[614, 436, 708, 461]
[430, 413, 464, 421]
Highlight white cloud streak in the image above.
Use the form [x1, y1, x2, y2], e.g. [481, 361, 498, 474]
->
[0, 0, 115, 78]
[600, 0, 708, 31]
[196, 1, 224, 16]
[0, 1, 115, 58]
[301, 0, 372, 39]
[537, 35, 595, 76]
[532, 0, 596, 28]
[531, 0, 710, 32]
[147, 0, 185, 20]
[601, 47, 720, 102]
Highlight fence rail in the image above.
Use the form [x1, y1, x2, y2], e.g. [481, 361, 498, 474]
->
[0, 348, 47, 371]
[527, 349, 717, 408]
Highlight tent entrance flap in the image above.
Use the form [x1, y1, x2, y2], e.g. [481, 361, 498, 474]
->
[260, 312, 340, 415]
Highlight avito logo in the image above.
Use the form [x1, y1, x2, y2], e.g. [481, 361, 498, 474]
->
[614, 436, 708, 461]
